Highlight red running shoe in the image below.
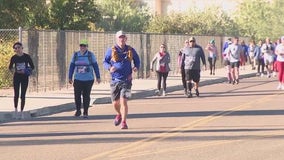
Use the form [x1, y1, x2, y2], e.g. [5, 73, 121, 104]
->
[114, 115, 122, 126]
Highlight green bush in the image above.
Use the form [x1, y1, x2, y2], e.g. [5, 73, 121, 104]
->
[0, 42, 14, 89]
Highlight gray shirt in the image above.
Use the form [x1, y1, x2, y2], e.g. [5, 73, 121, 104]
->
[182, 45, 206, 70]
[228, 44, 242, 62]
[150, 52, 171, 72]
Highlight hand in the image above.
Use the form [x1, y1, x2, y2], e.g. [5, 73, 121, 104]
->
[16, 70, 25, 74]
[132, 67, 138, 72]
[109, 66, 116, 73]
[69, 79, 73, 84]
[96, 78, 101, 84]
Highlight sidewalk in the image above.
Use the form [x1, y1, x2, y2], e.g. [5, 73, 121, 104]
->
[0, 66, 257, 122]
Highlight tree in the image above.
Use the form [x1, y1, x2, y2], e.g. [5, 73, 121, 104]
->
[0, 0, 49, 29]
[95, 0, 151, 32]
[49, 0, 101, 30]
[234, 0, 284, 40]
[145, 7, 240, 36]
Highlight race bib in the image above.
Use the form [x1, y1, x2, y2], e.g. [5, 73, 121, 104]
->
[76, 66, 89, 73]
[16, 63, 25, 71]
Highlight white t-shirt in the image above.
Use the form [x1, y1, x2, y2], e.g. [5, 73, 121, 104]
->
[228, 44, 242, 63]
[275, 44, 284, 62]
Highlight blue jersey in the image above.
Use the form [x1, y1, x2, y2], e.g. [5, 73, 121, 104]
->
[68, 50, 100, 81]
[103, 45, 140, 84]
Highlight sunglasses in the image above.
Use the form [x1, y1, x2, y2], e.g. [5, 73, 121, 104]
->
[14, 46, 21, 49]
[80, 44, 87, 47]
[160, 46, 165, 48]
[190, 41, 195, 43]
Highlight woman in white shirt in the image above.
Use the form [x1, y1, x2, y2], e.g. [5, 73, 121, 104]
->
[275, 36, 284, 90]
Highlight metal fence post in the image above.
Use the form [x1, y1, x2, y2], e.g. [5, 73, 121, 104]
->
[18, 26, 22, 42]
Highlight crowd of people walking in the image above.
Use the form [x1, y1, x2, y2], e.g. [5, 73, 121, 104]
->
[8, 31, 284, 129]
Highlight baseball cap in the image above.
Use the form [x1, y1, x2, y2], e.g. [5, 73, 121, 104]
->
[79, 39, 88, 45]
[116, 30, 126, 38]
[210, 39, 215, 44]
[189, 37, 196, 42]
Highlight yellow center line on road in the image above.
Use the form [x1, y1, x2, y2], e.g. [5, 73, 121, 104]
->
[82, 94, 280, 160]
[112, 140, 242, 160]
[112, 130, 284, 160]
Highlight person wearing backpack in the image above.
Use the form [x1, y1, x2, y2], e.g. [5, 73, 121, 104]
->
[68, 39, 101, 118]
[103, 31, 140, 129]
[9, 42, 35, 119]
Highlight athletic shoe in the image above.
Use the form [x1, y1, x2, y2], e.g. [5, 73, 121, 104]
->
[74, 110, 81, 117]
[121, 122, 128, 129]
[281, 85, 284, 90]
[272, 72, 277, 77]
[14, 108, 18, 119]
[83, 113, 88, 119]
[183, 89, 187, 95]
[187, 91, 192, 98]
[236, 79, 239, 84]
[162, 90, 166, 96]
[114, 115, 122, 126]
[195, 89, 199, 97]
[260, 73, 264, 77]
[155, 90, 161, 96]
[277, 84, 282, 90]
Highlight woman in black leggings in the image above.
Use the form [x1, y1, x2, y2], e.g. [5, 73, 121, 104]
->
[150, 44, 171, 96]
[9, 42, 34, 119]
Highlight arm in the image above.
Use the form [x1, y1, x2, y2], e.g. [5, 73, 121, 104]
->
[166, 52, 171, 64]
[131, 48, 140, 72]
[68, 53, 76, 83]
[205, 44, 211, 51]
[103, 48, 112, 71]
[150, 53, 157, 71]
[91, 54, 101, 81]
[8, 56, 14, 71]
[200, 48, 206, 70]
[27, 54, 35, 70]
[200, 49, 206, 66]
[177, 50, 182, 68]
[214, 46, 219, 59]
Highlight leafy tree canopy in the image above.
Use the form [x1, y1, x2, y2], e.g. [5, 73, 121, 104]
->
[95, 0, 151, 32]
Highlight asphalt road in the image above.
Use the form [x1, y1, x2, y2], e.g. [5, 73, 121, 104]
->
[1, 76, 284, 160]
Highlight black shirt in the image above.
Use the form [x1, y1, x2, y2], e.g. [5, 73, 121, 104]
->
[9, 53, 35, 76]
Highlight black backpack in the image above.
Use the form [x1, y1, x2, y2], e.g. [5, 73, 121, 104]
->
[73, 51, 93, 65]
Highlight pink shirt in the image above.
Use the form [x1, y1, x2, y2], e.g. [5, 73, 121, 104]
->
[206, 44, 218, 58]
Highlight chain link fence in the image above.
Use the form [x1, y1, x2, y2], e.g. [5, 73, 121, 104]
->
[0, 29, 19, 89]
[1, 28, 248, 92]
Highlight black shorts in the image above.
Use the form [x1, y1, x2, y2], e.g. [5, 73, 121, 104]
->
[185, 69, 201, 83]
[223, 59, 230, 66]
[230, 61, 240, 68]
[110, 81, 132, 101]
